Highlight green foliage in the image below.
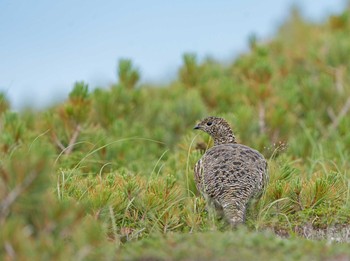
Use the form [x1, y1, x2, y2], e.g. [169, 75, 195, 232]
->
[65, 81, 90, 124]
[179, 53, 201, 87]
[118, 229, 350, 261]
[117, 58, 140, 89]
[0, 92, 10, 114]
[0, 112, 24, 153]
[2, 6, 350, 260]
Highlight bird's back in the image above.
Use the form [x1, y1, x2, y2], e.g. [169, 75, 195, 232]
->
[195, 143, 268, 203]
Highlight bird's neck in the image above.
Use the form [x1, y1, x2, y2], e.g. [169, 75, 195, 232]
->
[214, 132, 236, 146]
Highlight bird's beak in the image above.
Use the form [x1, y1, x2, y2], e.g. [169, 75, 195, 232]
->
[193, 125, 201, 130]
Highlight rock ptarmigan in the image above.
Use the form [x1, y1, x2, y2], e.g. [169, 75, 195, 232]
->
[194, 116, 268, 226]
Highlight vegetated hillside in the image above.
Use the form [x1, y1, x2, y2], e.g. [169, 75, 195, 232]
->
[1, 7, 350, 260]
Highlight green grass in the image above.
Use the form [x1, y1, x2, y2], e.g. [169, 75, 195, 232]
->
[1, 6, 350, 260]
[118, 229, 350, 261]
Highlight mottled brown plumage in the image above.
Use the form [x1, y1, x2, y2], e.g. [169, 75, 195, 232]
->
[194, 116, 268, 226]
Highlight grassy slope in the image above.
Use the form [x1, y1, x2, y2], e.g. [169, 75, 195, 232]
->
[1, 7, 350, 261]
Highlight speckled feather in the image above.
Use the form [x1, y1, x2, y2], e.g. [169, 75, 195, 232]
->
[194, 116, 268, 226]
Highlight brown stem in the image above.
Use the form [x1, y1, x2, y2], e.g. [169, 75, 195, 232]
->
[64, 124, 81, 155]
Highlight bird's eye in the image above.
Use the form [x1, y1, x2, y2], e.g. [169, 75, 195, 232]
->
[206, 122, 212, 126]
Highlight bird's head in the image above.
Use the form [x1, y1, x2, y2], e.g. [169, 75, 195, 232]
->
[194, 116, 236, 145]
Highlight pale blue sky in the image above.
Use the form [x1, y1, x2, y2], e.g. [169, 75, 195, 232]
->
[0, 0, 346, 109]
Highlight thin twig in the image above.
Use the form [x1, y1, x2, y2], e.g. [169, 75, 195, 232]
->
[327, 107, 336, 122]
[329, 97, 350, 131]
[334, 66, 344, 94]
[51, 131, 65, 151]
[4, 242, 16, 259]
[0, 171, 38, 224]
[258, 102, 266, 135]
[51, 124, 81, 155]
[64, 124, 81, 155]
